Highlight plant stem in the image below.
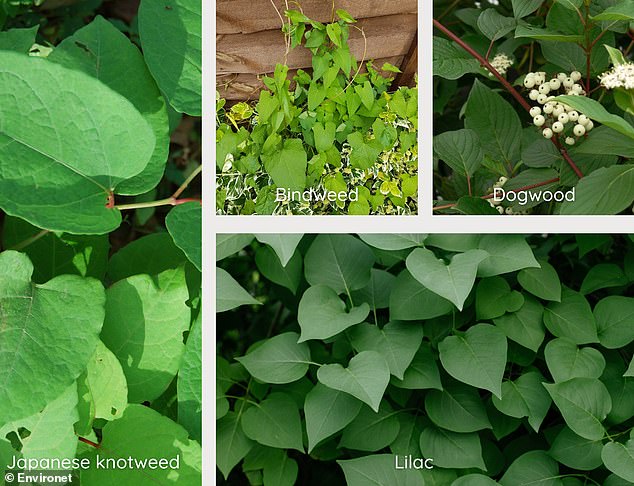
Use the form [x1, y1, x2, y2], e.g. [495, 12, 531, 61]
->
[8, 229, 50, 251]
[433, 19, 584, 178]
[114, 164, 202, 211]
[433, 177, 561, 211]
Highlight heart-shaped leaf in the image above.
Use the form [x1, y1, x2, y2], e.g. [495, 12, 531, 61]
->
[242, 393, 304, 452]
[298, 285, 369, 342]
[317, 351, 390, 412]
[544, 338, 606, 382]
[406, 248, 489, 310]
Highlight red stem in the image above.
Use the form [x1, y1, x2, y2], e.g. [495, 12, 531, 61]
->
[78, 436, 100, 448]
[433, 19, 584, 179]
[433, 177, 561, 212]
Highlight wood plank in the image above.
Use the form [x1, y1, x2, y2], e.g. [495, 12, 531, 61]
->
[217, 13, 417, 75]
[217, 0, 417, 35]
[395, 33, 417, 87]
[217, 56, 405, 101]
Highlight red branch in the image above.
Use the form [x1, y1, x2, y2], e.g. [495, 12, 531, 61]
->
[78, 436, 100, 448]
[433, 177, 561, 212]
[433, 19, 584, 179]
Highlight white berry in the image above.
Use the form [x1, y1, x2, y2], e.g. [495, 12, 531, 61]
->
[543, 103, 554, 114]
[557, 73, 567, 81]
[563, 77, 574, 88]
[579, 114, 589, 125]
[529, 90, 539, 100]
[568, 111, 579, 122]
[499, 176, 508, 185]
[524, 77, 536, 88]
[549, 79, 562, 90]
[537, 94, 548, 104]
[558, 113, 570, 124]
[533, 115, 546, 127]
[553, 105, 565, 118]
[573, 124, 586, 136]
[530, 106, 542, 117]
[505, 207, 514, 215]
[552, 121, 564, 133]
[571, 71, 582, 81]
[497, 206, 504, 214]
[543, 127, 553, 139]
[539, 83, 551, 94]
[565, 137, 576, 145]
[586, 120, 594, 131]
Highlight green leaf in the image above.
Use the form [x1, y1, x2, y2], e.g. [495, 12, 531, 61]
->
[433, 36, 481, 80]
[107, 232, 186, 283]
[543, 288, 599, 344]
[545, 338, 606, 382]
[101, 266, 190, 402]
[347, 131, 382, 169]
[439, 324, 508, 398]
[592, 1, 634, 21]
[81, 404, 202, 485]
[216, 412, 254, 479]
[512, 0, 545, 18]
[492, 371, 551, 432]
[349, 322, 423, 379]
[477, 234, 540, 277]
[514, 24, 584, 42]
[425, 381, 492, 433]
[336, 9, 356, 23]
[0, 51, 155, 234]
[581, 264, 628, 294]
[350, 269, 396, 310]
[340, 402, 401, 452]
[317, 350, 390, 412]
[406, 248, 489, 310]
[476, 276, 525, 320]
[420, 426, 485, 469]
[49, 16, 170, 194]
[304, 234, 375, 295]
[236, 332, 311, 384]
[338, 454, 423, 486]
[2, 216, 109, 284]
[389, 270, 454, 320]
[242, 392, 304, 452]
[298, 285, 370, 342]
[434, 129, 483, 177]
[556, 95, 634, 140]
[312, 121, 336, 153]
[138, 0, 201, 115]
[500, 451, 560, 486]
[465, 80, 522, 165]
[216, 234, 254, 261]
[254, 234, 303, 266]
[493, 296, 545, 352]
[262, 138, 308, 192]
[453, 475, 499, 486]
[594, 296, 634, 348]
[304, 383, 362, 453]
[477, 9, 517, 41]
[84, 341, 128, 423]
[178, 313, 202, 441]
[0, 384, 78, 462]
[518, 260, 561, 302]
[602, 435, 634, 483]
[0, 251, 104, 425]
[263, 451, 298, 486]
[166, 201, 202, 271]
[255, 244, 302, 294]
[0, 26, 37, 52]
[217, 267, 260, 312]
[561, 165, 634, 215]
[326, 22, 342, 47]
[550, 426, 603, 470]
[358, 234, 426, 251]
[392, 343, 443, 391]
[544, 377, 612, 440]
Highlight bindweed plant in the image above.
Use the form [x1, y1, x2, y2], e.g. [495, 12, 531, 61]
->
[433, 0, 634, 215]
[217, 233, 634, 485]
[216, 9, 418, 215]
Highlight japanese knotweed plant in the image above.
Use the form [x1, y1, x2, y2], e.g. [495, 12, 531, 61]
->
[216, 9, 418, 215]
[433, 0, 634, 215]
[217, 233, 634, 485]
[0, 2, 202, 484]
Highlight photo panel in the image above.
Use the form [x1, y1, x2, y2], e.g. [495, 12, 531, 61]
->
[0, 0, 202, 484]
[432, 0, 634, 216]
[217, 233, 634, 485]
[216, 1, 418, 215]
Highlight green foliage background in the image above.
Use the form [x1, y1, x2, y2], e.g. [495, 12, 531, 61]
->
[433, 0, 634, 215]
[217, 233, 634, 485]
[0, 1, 202, 484]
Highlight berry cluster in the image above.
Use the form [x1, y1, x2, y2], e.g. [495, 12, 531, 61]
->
[524, 71, 593, 145]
